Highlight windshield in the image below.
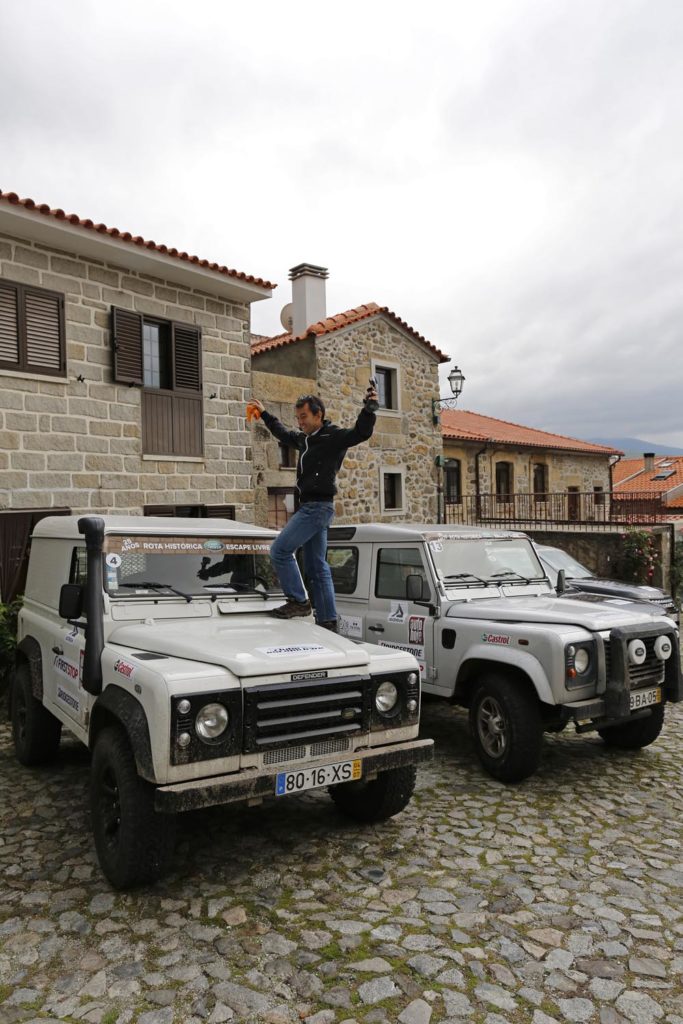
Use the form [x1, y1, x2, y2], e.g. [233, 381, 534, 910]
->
[427, 535, 547, 586]
[539, 547, 594, 579]
[102, 534, 280, 598]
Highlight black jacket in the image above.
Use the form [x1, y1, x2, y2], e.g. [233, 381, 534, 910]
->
[261, 406, 376, 502]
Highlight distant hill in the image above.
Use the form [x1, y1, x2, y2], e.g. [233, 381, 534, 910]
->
[589, 437, 683, 457]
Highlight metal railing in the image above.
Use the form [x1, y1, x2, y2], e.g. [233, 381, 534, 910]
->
[443, 491, 667, 528]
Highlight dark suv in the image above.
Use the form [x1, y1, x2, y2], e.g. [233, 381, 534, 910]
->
[537, 544, 678, 624]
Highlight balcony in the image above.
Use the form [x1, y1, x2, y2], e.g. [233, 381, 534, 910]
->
[443, 491, 668, 529]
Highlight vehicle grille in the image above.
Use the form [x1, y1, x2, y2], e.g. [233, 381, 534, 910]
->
[604, 637, 665, 689]
[243, 675, 371, 753]
[262, 738, 351, 767]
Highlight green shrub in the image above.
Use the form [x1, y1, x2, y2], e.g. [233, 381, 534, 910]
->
[619, 530, 661, 584]
[0, 597, 22, 693]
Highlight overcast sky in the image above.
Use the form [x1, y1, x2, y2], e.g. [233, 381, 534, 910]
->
[2, 0, 681, 446]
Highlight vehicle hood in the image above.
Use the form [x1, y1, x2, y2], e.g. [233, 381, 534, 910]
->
[108, 616, 372, 677]
[568, 577, 672, 603]
[445, 593, 673, 631]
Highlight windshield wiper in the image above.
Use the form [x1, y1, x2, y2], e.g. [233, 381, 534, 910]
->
[202, 583, 270, 601]
[442, 572, 487, 584]
[117, 582, 193, 603]
[491, 570, 532, 583]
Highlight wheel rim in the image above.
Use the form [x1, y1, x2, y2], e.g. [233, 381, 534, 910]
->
[476, 695, 508, 758]
[99, 765, 122, 852]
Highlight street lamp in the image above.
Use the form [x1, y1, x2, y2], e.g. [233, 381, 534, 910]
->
[432, 365, 466, 423]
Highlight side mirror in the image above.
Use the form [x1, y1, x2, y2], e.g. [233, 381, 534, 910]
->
[406, 574, 426, 602]
[59, 583, 84, 620]
[557, 569, 566, 595]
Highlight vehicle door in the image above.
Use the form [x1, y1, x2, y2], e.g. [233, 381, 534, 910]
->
[45, 543, 89, 731]
[365, 544, 435, 678]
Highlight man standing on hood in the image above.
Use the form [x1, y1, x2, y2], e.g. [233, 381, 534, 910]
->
[250, 384, 378, 630]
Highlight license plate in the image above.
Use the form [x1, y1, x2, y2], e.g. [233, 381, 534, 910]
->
[630, 686, 662, 711]
[275, 758, 361, 796]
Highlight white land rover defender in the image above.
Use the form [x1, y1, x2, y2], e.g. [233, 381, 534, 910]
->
[8, 515, 432, 888]
[327, 523, 681, 783]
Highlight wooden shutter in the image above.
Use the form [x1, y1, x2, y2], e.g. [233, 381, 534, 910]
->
[112, 307, 143, 385]
[173, 323, 202, 391]
[143, 505, 176, 517]
[205, 505, 236, 520]
[0, 281, 19, 367]
[25, 288, 64, 373]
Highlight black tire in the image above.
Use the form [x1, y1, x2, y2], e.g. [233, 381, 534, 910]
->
[598, 703, 665, 750]
[469, 674, 542, 783]
[11, 662, 62, 766]
[329, 765, 417, 823]
[90, 726, 176, 889]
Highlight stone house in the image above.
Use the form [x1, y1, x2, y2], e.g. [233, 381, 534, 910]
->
[0, 189, 273, 520]
[250, 265, 450, 528]
[439, 409, 622, 523]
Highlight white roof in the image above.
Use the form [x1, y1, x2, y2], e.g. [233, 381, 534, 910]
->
[32, 515, 278, 541]
[327, 522, 529, 542]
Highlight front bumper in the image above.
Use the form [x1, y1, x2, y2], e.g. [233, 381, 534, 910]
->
[154, 737, 434, 813]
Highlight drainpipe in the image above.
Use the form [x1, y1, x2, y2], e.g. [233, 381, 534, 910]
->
[78, 516, 105, 696]
[474, 444, 489, 522]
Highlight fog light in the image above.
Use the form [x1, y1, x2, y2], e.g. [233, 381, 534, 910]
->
[654, 635, 672, 661]
[628, 639, 647, 666]
[407, 698, 418, 713]
[407, 672, 419, 686]
[177, 732, 191, 748]
[178, 699, 191, 715]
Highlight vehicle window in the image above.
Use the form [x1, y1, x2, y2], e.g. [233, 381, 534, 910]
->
[539, 548, 593, 579]
[428, 537, 546, 584]
[376, 548, 426, 599]
[102, 535, 279, 596]
[326, 547, 359, 595]
[69, 546, 88, 585]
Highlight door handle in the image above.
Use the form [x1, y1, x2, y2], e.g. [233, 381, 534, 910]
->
[368, 625, 384, 633]
[51, 646, 63, 655]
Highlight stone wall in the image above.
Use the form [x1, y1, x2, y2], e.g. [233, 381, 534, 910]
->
[250, 369, 316, 527]
[442, 442, 612, 495]
[316, 320, 442, 523]
[528, 527, 672, 591]
[0, 232, 254, 518]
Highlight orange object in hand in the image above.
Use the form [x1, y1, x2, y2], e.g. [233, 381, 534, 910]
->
[246, 402, 261, 422]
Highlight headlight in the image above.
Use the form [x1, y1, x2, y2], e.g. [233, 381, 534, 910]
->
[574, 647, 590, 674]
[196, 702, 229, 740]
[375, 681, 398, 714]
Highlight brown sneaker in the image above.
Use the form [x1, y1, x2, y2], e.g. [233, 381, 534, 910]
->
[319, 620, 338, 632]
[269, 597, 312, 619]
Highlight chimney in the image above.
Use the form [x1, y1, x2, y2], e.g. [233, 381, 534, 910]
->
[644, 452, 655, 472]
[289, 263, 328, 337]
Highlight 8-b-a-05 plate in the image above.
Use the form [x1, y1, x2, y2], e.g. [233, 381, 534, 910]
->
[629, 686, 661, 711]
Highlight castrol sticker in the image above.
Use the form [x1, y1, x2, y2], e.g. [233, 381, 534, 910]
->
[481, 632, 511, 646]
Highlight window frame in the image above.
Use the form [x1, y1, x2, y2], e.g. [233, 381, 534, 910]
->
[495, 461, 514, 504]
[444, 459, 462, 505]
[267, 487, 297, 528]
[379, 465, 406, 514]
[532, 462, 549, 502]
[326, 546, 359, 595]
[0, 278, 66, 377]
[371, 360, 401, 413]
[375, 546, 428, 599]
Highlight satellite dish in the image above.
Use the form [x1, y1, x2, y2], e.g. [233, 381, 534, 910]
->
[280, 303, 293, 332]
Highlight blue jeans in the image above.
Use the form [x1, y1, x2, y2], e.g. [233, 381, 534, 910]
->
[270, 501, 336, 622]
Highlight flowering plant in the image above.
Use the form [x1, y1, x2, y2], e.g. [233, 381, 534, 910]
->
[620, 530, 660, 584]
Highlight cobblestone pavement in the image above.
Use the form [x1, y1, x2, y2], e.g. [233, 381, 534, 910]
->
[1, 699, 682, 1024]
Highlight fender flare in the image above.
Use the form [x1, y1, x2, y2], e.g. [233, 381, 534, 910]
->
[16, 636, 44, 701]
[458, 644, 555, 705]
[90, 685, 155, 782]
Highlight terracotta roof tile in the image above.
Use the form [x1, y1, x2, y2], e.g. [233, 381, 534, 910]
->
[612, 456, 683, 497]
[0, 190, 275, 290]
[251, 302, 449, 362]
[440, 409, 623, 456]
